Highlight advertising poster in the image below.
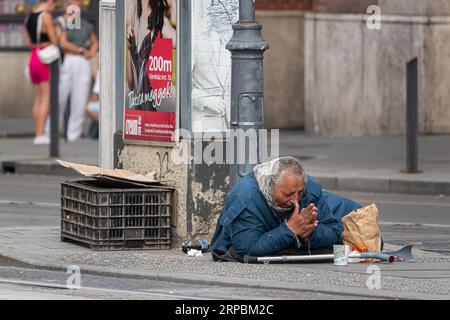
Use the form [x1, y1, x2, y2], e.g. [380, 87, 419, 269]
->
[191, 0, 238, 132]
[123, 0, 177, 144]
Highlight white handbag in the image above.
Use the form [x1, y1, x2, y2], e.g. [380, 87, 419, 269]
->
[38, 45, 61, 64]
[36, 12, 60, 64]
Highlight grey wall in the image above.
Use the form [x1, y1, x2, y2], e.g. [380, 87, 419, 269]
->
[304, 12, 450, 136]
[0, 53, 34, 119]
[423, 20, 450, 133]
[379, 0, 450, 15]
[257, 10, 305, 129]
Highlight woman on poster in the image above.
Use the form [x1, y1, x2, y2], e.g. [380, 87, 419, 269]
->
[126, 0, 176, 112]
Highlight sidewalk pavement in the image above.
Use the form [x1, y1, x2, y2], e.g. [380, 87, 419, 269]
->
[0, 137, 98, 176]
[280, 132, 450, 196]
[0, 226, 449, 300]
[0, 120, 34, 138]
[1, 131, 450, 195]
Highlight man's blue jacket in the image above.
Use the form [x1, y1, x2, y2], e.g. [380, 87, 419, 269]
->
[211, 172, 361, 258]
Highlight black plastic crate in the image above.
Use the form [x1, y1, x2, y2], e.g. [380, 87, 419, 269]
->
[61, 180, 173, 250]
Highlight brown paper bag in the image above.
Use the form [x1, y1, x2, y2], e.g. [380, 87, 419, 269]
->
[341, 204, 382, 261]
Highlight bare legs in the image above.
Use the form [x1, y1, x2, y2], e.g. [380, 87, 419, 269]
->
[32, 81, 50, 143]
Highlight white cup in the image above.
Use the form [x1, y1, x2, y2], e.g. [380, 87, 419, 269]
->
[333, 245, 350, 266]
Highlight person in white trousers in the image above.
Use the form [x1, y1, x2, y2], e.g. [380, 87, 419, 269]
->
[59, 54, 93, 141]
[57, 0, 98, 142]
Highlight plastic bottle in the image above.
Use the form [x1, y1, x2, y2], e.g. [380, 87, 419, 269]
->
[182, 239, 209, 254]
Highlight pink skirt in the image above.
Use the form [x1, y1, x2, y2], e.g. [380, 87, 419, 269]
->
[29, 47, 50, 84]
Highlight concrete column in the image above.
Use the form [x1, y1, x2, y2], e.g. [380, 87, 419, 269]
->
[118, 0, 240, 244]
[99, 0, 116, 169]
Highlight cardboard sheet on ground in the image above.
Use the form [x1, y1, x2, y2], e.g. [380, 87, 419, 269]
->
[56, 160, 174, 189]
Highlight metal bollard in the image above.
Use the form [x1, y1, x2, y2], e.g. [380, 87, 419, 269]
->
[50, 59, 59, 158]
[406, 58, 420, 173]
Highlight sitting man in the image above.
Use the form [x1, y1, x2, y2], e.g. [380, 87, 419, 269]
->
[211, 157, 362, 262]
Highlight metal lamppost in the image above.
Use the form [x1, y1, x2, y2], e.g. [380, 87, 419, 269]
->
[227, 0, 269, 188]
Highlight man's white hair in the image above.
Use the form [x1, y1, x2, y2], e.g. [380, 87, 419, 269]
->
[253, 157, 306, 212]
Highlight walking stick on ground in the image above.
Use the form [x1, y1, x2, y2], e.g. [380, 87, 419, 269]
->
[244, 244, 416, 264]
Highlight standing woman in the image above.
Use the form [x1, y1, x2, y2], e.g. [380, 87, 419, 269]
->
[23, 0, 58, 145]
[57, 0, 99, 142]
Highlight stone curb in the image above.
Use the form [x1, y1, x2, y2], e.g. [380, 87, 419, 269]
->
[315, 175, 450, 196]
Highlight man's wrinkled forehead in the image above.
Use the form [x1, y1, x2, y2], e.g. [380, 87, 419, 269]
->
[276, 170, 304, 190]
[278, 168, 304, 182]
